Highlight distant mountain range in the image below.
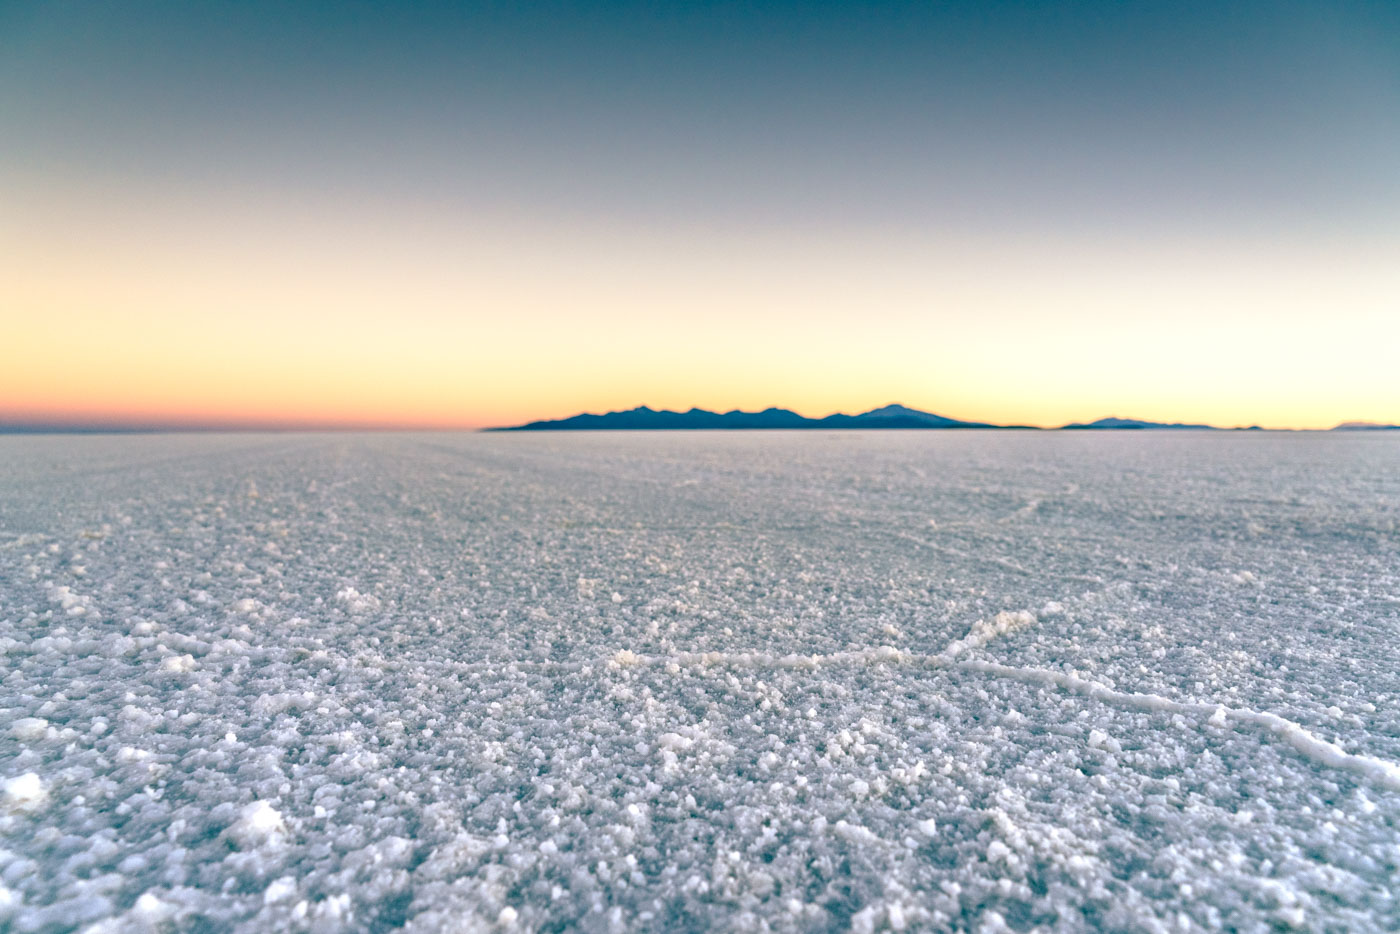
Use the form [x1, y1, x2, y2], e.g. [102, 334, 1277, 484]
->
[486, 405, 1300, 432]
[2, 409, 1392, 434]
[1060, 416, 1251, 431]
[486, 403, 1002, 431]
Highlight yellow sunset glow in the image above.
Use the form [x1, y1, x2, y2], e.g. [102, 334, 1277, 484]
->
[3, 180, 1397, 430]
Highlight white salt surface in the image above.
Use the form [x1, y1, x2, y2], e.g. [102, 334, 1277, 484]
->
[1, 430, 1398, 931]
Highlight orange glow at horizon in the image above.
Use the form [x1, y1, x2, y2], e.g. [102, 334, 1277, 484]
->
[4, 181, 1398, 432]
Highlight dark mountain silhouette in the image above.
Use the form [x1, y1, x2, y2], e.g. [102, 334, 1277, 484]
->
[488, 406, 808, 431]
[1059, 416, 1220, 430]
[487, 405, 1393, 433]
[488, 404, 1012, 431]
[486, 405, 1294, 432]
[817, 403, 1000, 429]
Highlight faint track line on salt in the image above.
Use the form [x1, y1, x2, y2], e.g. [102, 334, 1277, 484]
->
[889, 531, 1034, 576]
[602, 646, 1400, 792]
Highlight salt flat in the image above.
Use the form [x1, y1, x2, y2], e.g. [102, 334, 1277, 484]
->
[1, 431, 1397, 932]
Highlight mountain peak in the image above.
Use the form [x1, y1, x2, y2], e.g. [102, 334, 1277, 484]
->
[862, 403, 921, 416]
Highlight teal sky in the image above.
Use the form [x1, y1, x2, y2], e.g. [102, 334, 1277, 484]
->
[6, 1, 1398, 230]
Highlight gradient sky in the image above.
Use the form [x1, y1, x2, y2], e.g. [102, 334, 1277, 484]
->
[2, 0, 1397, 429]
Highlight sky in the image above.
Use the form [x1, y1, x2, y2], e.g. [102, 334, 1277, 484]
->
[2, 0, 1398, 430]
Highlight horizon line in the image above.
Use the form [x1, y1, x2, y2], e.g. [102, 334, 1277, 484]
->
[4, 403, 1396, 435]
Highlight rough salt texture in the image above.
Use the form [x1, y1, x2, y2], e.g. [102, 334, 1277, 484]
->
[1, 431, 1398, 932]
